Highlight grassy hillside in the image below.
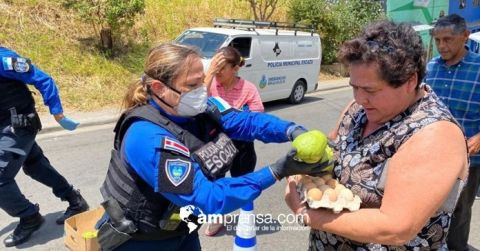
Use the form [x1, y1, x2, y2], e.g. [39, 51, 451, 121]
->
[0, 0, 290, 111]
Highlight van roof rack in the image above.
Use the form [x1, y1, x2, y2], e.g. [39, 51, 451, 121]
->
[213, 18, 316, 36]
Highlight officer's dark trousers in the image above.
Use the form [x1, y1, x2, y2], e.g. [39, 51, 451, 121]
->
[0, 123, 73, 218]
[447, 165, 480, 251]
[115, 232, 201, 251]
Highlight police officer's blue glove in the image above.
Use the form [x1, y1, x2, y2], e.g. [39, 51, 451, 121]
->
[58, 116, 80, 131]
[269, 149, 331, 180]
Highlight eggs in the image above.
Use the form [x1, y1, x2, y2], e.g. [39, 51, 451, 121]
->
[314, 178, 326, 186]
[298, 175, 312, 184]
[296, 173, 361, 213]
[304, 182, 317, 190]
[322, 174, 333, 182]
[326, 179, 338, 188]
[323, 188, 337, 202]
[318, 184, 331, 192]
[334, 184, 346, 194]
[338, 188, 354, 201]
[307, 188, 323, 201]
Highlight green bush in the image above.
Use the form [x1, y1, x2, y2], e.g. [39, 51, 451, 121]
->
[62, 0, 145, 48]
[105, 0, 145, 32]
[288, 0, 384, 64]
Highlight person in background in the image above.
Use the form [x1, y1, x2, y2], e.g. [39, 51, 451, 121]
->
[96, 43, 327, 250]
[0, 46, 89, 247]
[203, 46, 264, 236]
[424, 14, 480, 251]
[284, 20, 468, 250]
[205, 46, 264, 113]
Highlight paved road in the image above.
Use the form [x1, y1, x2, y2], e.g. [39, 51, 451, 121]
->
[0, 87, 478, 250]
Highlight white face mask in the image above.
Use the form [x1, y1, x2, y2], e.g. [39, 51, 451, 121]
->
[175, 85, 208, 117]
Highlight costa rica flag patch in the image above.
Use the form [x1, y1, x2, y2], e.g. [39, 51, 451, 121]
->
[162, 137, 190, 157]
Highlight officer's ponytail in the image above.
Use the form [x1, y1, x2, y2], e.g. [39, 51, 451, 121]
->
[122, 79, 148, 110]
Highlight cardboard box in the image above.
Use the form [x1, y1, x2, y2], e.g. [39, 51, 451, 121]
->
[64, 207, 105, 251]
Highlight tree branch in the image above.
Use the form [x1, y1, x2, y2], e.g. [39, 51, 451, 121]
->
[247, 0, 259, 20]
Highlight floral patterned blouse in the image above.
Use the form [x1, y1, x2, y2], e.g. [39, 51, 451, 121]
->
[309, 86, 459, 251]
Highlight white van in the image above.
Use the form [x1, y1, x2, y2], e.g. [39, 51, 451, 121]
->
[175, 18, 322, 104]
[469, 31, 480, 53]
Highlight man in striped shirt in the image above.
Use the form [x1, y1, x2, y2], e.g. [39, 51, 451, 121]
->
[425, 14, 480, 251]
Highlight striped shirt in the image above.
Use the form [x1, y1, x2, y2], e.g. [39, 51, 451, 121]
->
[209, 77, 264, 112]
[425, 50, 480, 166]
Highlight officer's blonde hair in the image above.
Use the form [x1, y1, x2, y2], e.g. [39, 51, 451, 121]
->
[123, 43, 200, 110]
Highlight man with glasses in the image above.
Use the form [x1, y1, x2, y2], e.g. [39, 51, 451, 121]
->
[425, 14, 480, 251]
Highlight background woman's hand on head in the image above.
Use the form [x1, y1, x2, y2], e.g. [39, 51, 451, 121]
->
[205, 52, 227, 92]
[210, 52, 227, 74]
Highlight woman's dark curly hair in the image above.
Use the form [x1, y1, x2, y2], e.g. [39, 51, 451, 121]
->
[337, 21, 425, 88]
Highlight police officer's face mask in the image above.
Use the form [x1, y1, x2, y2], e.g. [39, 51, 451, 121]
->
[174, 85, 208, 117]
[149, 79, 208, 117]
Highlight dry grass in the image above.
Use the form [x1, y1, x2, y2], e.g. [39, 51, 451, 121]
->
[319, 69, 343, 81]
[0, 1, 134, 111]
[1, 0, 334, 111]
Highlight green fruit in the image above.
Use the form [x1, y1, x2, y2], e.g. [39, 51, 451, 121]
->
[292, 130, 328, 163]
[321, 145, 334, 172]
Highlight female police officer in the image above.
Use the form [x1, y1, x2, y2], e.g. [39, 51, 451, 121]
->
[97, 43, 326, 250]
[0, 46, 89, 247]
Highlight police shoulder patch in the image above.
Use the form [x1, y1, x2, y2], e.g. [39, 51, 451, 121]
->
[158, 151, 194, 194]
[165, 159, 191, 187]
[13, 57, 31, 73]
[3, 57, 32, 73]
[2, 57, 13, 71]
[162, 137, 190, 157]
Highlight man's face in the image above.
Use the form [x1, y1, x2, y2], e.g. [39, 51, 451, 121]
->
[432, 27, 469, 64]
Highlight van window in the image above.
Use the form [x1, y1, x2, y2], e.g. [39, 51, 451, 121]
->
[229, 37, 252, 58]
[176, 31, 227, 58]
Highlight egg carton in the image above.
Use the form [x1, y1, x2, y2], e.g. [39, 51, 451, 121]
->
[294, 174, 362, 214]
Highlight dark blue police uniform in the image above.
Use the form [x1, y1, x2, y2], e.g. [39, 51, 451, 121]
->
[0, 47, 73, 219]
[98, 97, 303, 250]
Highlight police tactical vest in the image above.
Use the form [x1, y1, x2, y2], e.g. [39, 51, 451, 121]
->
[100, 104, 235, 240]
[0, 77, 35, 121]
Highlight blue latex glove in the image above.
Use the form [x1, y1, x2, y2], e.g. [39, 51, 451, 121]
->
[58, 116, 80, 131]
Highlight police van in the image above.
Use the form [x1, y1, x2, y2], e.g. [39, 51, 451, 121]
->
[175, 18, 322, 104]
[469, 31, 480, 53]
